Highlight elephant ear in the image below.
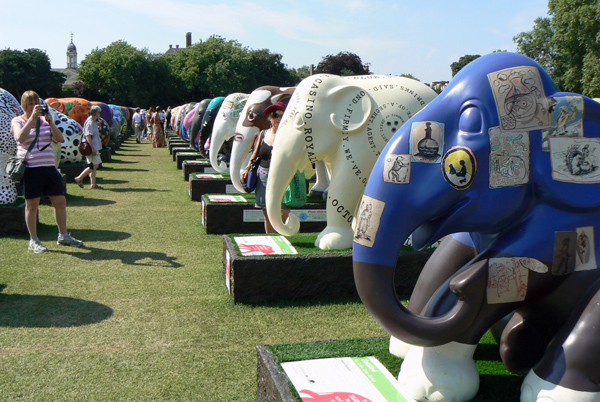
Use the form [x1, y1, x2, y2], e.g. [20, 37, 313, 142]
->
[327, 85, 374, 135]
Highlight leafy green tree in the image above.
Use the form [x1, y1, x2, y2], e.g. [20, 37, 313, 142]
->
[450, 54, 481, 77]
[288, 65, 312, 84]
[0, 48, 65, 100]
[314, 52, 371, 75]
[514, 0, 600, 96]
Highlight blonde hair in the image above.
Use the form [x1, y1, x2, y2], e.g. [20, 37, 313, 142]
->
[20, 90, 40, 111]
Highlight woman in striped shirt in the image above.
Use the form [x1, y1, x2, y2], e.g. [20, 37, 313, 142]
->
[11, 90, 83, 253]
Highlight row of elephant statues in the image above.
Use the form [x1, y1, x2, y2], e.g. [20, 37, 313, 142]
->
[0, 90, 134, 204]
[166, 52, 600, 402]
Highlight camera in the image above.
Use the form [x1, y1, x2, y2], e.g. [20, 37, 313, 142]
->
[40, 102, 48, 116]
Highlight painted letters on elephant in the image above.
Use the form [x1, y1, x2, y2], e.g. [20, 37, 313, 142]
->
[353, 52, 600, 402]
[266, 74, 437, 250]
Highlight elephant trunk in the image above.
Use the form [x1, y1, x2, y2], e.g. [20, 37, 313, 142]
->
[230, 128, 259, 193]
[209, 130, 229, 173]
[353, 256, 488, 347]
[265, 138, 306, 236]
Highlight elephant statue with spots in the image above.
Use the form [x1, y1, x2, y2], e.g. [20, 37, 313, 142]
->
[353, 52, 600, 402]
[266, 74, 436, 250]
[0, 88, 24, 204]
[209, 93, 249, 173]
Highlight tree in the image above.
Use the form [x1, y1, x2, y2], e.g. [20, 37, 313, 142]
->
[514, 0, 600, 96]
[314, 52, 371, 75]
[166, 35, 296, 102]
[0, 48, 65, 100]
[450, 54, 481, 77]
[288, 65, 312, 84]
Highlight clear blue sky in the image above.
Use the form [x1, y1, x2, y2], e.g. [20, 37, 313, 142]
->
[2, 0, 549, 84]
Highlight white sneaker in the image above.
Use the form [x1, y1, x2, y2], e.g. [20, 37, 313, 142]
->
[29, 239, 47, 253]
[57, 233, 84, 247]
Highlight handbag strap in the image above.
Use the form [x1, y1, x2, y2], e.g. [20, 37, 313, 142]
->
[23, 117, 41, 159]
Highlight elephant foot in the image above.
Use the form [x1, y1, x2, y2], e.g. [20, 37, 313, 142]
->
[520, 370, 600, 402]
[308, 188, 328, 200]
[389, 336, 412, 358]
[315, 227, 354, 250]
[398, 342, 479, 402]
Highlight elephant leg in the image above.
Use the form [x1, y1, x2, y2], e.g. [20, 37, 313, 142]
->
[308, 160, 329, 198]
[499, 311, 550, 374]
[521, 278, 600, 402]
[390, 235, 478, 358]
[399, 342, 479, 402]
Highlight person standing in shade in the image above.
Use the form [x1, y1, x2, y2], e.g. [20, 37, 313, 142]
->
[11, 90, 83, 253]
[74, 105, 104, 189]
[164, 106, 171, 133]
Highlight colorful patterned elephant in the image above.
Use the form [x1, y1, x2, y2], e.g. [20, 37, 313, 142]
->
[353, 52, 600, 402]
[45, 97, 92, 127]
[0, 88, 23, 204]
[40, 100, 84, 165]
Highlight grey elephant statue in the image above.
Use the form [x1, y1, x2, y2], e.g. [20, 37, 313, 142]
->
[353, 52, 600, 402]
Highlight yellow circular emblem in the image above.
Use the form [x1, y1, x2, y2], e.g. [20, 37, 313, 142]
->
[441, 146, 476, 190]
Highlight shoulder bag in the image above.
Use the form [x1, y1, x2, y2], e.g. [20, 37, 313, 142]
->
[78, 134, 92, 156]
[242, 131, 264, 193]
[5, 118, 40, 182]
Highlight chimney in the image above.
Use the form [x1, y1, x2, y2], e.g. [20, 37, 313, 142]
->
[186, 32, 192, 48]
[169, 44, 172, 49]
[176, 45, 179, 49]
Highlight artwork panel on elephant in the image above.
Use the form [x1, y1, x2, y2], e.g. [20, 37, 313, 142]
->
[487, 66, 552, 131]
[441, 146, 476, 190]
[551, 231, 578, 275]
[353, 195, 385, 248]
[487, 257, 529, 304]
[409, 121, 444, 163]
[383, 154, 410, 184]
[549, 137, 600, 183]
[489, 126, 530, 189]
[541, 96, 585, 151]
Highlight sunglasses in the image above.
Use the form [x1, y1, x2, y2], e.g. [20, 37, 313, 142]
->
[271, 112, 283, 118]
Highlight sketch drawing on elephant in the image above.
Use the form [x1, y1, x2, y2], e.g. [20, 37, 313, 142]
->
[265, 74, 437, 250]
[352, 52, 600, 402]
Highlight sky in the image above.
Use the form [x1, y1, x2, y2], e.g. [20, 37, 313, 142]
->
[2, 0, 549, 85]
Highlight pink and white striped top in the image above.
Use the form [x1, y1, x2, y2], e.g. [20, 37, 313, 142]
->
[12, 116, 57, 168]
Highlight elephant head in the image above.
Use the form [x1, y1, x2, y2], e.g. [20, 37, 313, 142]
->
[352, 51, 600, 402]
[229, 86, 295, 193]
[188, 98, 212, 150]
[209, 93, 249, 173]
[266, 74, 436, 249]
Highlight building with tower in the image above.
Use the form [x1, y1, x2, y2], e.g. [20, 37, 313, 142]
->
[52, 34, 80, 89]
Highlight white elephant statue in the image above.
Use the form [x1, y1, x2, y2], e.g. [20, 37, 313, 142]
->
[266, 74, 437, 250]
[209, 92, 249, 173]
[0, 88, 23, 205]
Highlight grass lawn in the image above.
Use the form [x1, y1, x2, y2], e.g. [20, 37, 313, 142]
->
[0, 135, 389, 401]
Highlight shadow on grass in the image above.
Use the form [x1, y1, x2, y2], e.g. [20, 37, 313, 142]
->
[65, 194, 117, 207]
[107, 188, 170, 193]
[101, 167, 149, 173]
[97, 178, 129, 185]
[50, 246, 182, 268]
[0, 285, 113, 327]
[104, 158, 140, 164]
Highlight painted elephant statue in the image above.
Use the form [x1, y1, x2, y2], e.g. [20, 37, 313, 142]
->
[209, 92, 249, 173]
[0, 88, 23, 204]
[108, 105, 126, 139]
[353, 52, 600, 402]
[266, 74, 437, 249]
[39, 100, 84, 165]
[91, 101, 113, 128]
[197, 96, 225, 154]
[229, 86, 296, 193]
[179, 103, 198, 142]
[45, 97, 92, 127]
[188, 99, 212, 150]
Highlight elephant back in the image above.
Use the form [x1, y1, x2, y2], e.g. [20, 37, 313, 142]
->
[0, 88, 23, 204]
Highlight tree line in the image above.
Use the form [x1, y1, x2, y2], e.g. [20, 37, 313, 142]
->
[1, 0, 598, 105]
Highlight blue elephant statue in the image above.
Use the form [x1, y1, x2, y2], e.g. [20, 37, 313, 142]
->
[353, 52, 600, 402]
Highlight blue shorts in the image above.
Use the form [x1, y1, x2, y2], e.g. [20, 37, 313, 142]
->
[22, 166, 65, 199]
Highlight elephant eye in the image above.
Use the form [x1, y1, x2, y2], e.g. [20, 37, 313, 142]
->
[459, 106, 483, 133]
[248, 110, 257, 121]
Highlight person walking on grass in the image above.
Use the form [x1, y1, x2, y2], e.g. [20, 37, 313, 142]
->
[11, 90, 83, 253]
[74, 105, 104, 189]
